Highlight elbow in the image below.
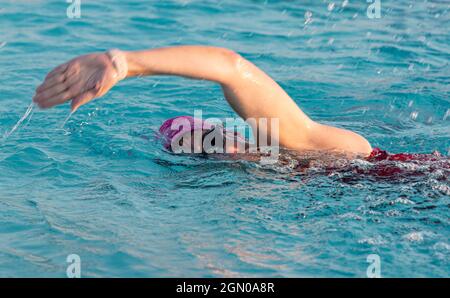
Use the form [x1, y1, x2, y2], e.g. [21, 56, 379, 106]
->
[218, 48, 242, 66]
[354, 136, 372, 157]
[345, 131, 372, 157]
[215, 48, 243, 83]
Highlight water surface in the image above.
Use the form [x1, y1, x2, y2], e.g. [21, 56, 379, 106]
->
[0, 0, 449, 277]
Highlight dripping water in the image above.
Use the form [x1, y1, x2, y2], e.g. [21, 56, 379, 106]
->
[3, 102, 34, 140]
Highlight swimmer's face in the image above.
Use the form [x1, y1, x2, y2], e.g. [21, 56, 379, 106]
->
[174, 127, 248, 154]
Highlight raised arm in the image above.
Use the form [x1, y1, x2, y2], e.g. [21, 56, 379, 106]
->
[33, 46, 372, 155]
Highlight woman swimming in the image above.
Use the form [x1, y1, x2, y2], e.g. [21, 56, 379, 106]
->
[32, 45, 372, 158]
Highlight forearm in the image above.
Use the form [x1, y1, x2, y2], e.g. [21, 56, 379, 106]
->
[123, 46, 238, 83]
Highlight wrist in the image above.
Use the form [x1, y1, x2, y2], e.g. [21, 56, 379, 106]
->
[121, 50, 152, 77]
[106, 49, 128, 81]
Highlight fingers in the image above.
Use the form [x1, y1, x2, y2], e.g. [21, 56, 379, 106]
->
[35, 62, 80, 94]
[37, 78, 86, 109]
[33, 79, 74, 109]
[34, 82, 68, 106]
[33, 53, 109, 112]
[70, 89, 98, 113]
[33, 63, 83, 108]
[35, 73, 65, 94]
[45, 62, 69, 80]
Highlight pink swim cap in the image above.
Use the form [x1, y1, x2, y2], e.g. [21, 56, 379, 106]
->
[158, 116, 215, 150]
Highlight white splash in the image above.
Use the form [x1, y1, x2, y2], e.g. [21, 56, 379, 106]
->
[403, 232, 424, 242]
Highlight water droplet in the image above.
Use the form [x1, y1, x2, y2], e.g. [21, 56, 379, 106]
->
[327, 2, 335, 11]
[304, 11, 313, 25]
[443, 109, 450, 121]
[60, 110, 75, 130]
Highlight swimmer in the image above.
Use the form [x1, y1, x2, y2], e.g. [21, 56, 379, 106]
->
[33, 46, 372, 158]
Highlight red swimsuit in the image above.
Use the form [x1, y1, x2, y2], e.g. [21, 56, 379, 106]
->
[362, 148, 449, 178]
[368, 148, 442, 162]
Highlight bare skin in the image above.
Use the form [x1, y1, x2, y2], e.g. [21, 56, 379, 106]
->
[32, 46, 372, 156]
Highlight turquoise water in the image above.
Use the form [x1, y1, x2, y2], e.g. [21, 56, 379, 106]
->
[0, 0, 449, 277]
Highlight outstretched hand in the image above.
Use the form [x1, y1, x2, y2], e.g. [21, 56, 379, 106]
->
[33, 53, 120, 112]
